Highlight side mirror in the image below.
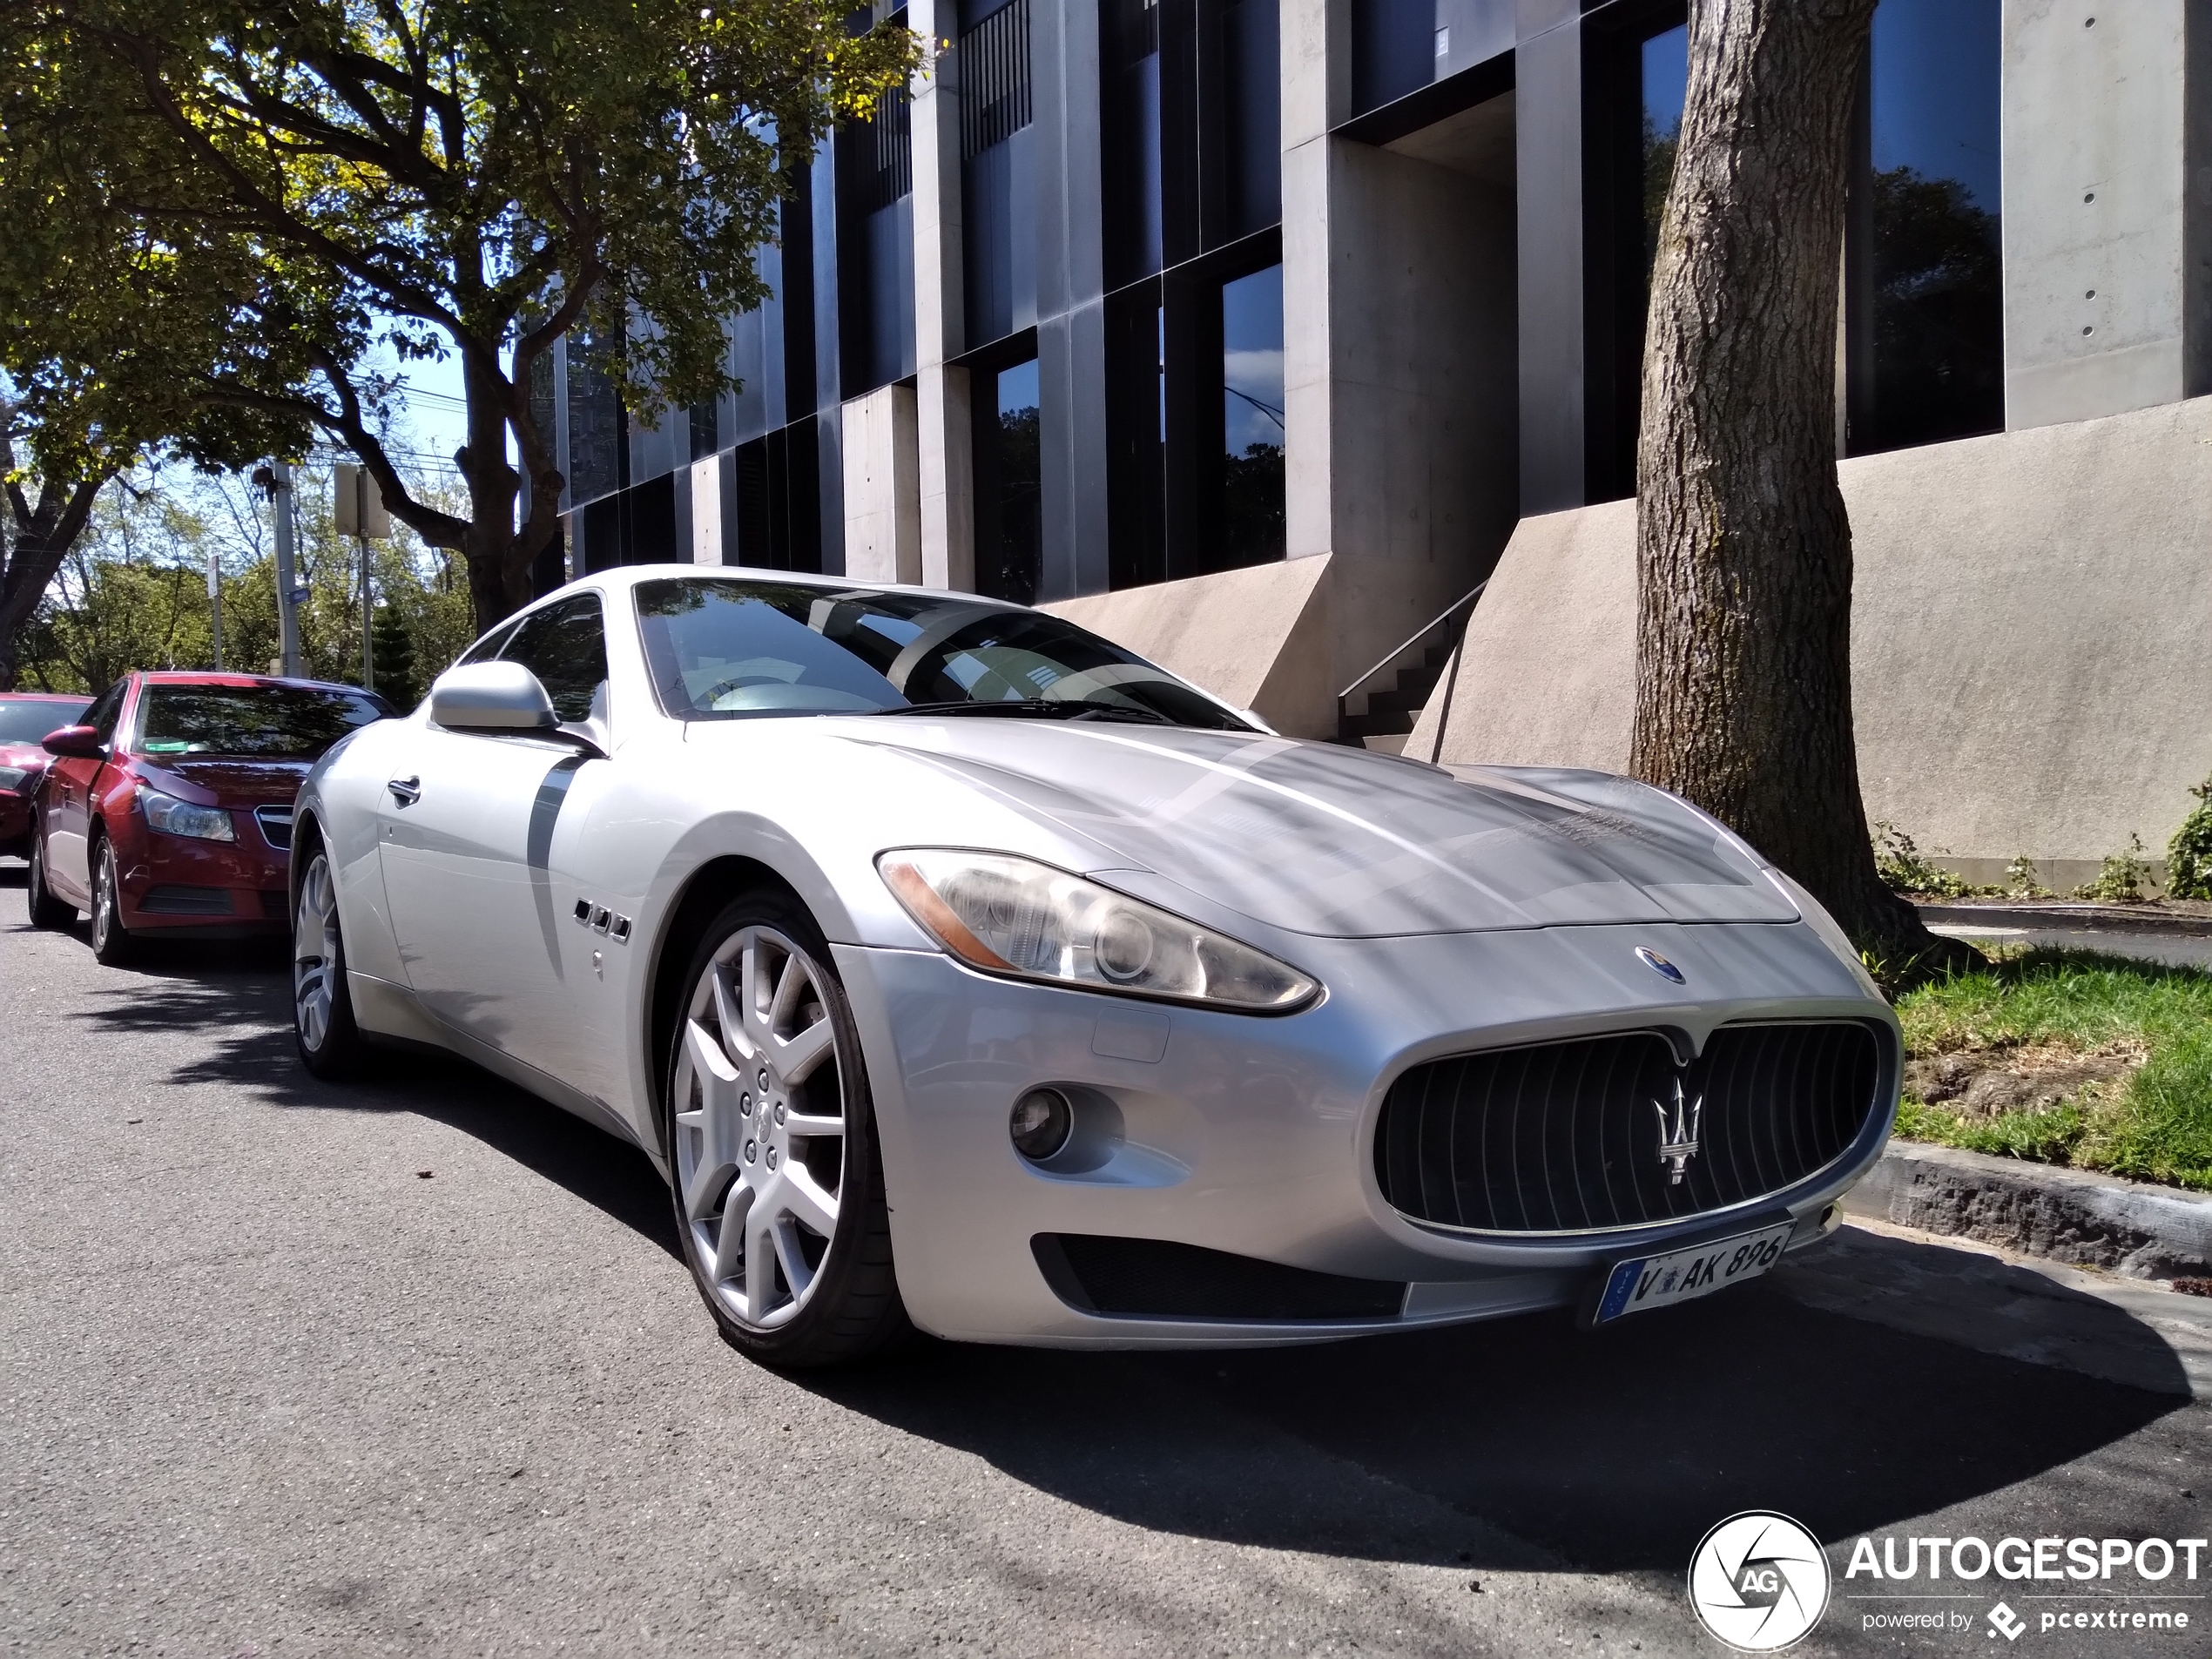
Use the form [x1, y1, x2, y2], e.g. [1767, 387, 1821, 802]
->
[41, 725, 103, 759]
[428, 661, 558, 732]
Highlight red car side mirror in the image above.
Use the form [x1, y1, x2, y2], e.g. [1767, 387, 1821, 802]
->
[41, 725, 103, 759]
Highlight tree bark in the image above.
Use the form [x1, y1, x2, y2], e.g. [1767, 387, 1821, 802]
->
[0, 472, 105, 691]
[1631, 0, 1969, 978]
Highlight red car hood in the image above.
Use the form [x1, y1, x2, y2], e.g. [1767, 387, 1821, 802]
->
[136, 755, 311, 806]
[0, 741, 51, 773]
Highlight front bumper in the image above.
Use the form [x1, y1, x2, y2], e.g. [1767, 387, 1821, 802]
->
[834, 919, 1898, 1348]
[118, 815, 290, 931]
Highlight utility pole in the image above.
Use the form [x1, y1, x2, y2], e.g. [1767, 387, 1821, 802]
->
[206, 550, 222, 670]
[253, 461, 303, 678]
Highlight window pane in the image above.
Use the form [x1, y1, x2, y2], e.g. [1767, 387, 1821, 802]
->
[1642, 24, 1688, 281]
[1222, 264, 1285, 566]
[138, 685, 388, 759]
[634, 577, 1247, 727]
[0, 697, 89, 742]
[501, 595, 609, 724]
[978, 359, 1042, 606]
[1863, 0, 2002, 450]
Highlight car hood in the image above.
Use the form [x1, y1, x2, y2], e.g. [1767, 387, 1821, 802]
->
[137, 755, 312, 806]
[0, 741, 49, 773]
[839, 722, 1797, 938]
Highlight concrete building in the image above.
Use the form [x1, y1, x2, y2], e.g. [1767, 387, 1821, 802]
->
[544, 0, 2212, 881]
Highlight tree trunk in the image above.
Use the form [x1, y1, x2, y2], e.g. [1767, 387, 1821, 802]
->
[1630, 0, 1969, 979]
[0, 475, 105, 692]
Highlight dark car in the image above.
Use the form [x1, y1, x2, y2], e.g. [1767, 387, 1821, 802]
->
[26, 672, 390, 962]
[0, 692, 94, 858]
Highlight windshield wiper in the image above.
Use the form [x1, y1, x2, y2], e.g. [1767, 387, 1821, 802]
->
[870, 697, 1171, 725]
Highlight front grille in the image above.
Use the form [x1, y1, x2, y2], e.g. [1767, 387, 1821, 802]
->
[1034, 1235, 1406, 1322]
[138, 885, 234, 916]
[253, 806, 293, 849]
[1374, 1022, 1885, 1235]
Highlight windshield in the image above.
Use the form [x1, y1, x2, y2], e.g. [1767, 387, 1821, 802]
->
[634, 578, 1249, 729]
[137, 685, 390, 759]
[0, 697, 91, 744]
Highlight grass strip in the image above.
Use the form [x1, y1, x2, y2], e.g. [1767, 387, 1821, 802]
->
[1892, 948, 2212, 1192]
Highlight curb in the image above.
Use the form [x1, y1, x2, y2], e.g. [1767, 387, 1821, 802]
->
[1917, 901, 2212, 938]
[1842, 1140, 2212, 1282]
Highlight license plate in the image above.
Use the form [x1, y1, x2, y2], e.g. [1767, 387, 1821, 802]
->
[1592, 1222, 1794, 1325]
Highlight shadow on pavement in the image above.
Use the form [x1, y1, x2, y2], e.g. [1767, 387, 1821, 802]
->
[57, 937, 2195, 1579]
[63, 948, 681, 1260]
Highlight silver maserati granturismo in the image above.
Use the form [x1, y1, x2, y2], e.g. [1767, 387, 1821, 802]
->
[290, 566, 1900, 1366]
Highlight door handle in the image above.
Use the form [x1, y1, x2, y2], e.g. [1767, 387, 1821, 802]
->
[386, 775, 421, 806]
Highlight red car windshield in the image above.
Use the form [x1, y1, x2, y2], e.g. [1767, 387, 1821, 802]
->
[138, 685, 389, 759]
[0, 696, 91, 743]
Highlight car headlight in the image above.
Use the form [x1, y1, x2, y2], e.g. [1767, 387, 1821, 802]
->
[141, 789, 237, 842]
[877, 849, 1318, 1013]
[0, 765, 29, 793]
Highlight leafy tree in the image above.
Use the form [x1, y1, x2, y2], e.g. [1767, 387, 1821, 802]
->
[2, 0, 917, 635]
[369, 605, 418, 710]
[1631, 0, 1968, 977]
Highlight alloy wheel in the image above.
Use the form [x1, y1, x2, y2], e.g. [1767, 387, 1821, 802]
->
[671, 924, 848, 1331]
[293, 853, 341, 1052]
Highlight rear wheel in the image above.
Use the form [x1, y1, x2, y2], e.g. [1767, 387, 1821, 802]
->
[665, 890, 907, 1367]
[89, 838, 138, 966]
[293, 848, 366, 1078]
[25, 820, 75, 929]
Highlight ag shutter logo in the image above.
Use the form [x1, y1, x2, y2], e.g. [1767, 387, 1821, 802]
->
[1688, 1512, 1831, 1651]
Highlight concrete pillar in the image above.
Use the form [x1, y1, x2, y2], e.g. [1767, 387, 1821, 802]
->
[1515, 1, 1584, 514]
[909, 0, 975, 590]
[842, 385, 921, 583]
[2003, 0, 2212, 428]
[688, 458, 723, 563]
[1281, 0, 1340, 566]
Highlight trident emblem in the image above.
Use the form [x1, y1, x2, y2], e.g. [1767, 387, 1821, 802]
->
[1652, 1076, 1703, 1185]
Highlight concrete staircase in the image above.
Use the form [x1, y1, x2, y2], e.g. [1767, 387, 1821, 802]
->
[1337, 640, 1455, 751]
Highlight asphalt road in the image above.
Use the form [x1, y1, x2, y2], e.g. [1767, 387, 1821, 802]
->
[3, 873, 2208, 1658]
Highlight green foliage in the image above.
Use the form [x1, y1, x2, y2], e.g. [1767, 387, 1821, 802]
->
[1870, 820, 1985, 898]
[0, 0, 918, 629]
[370, 607, 419, 711]
[2003, 855, 2050, 900]
[2167, 776, 2212, 902]
[2073, 833, 2152, 904]
[1892, 948, 2212, 1191]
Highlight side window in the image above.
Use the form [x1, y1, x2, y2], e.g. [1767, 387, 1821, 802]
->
[456, 618, 522, 667]
[84, 684, 126, 746]
[500, 594, 608, 725]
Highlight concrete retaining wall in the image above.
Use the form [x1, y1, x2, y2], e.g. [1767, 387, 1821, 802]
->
[1408, 395, 2212, 866]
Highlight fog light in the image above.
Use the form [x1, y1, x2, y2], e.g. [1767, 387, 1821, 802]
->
[1009, 1087, 1073, 1162]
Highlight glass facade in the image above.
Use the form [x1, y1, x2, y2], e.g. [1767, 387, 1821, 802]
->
[1848, 0, 2003, 454]
[1220, 264, 1285, 566]
[973, 357, 1043, 604]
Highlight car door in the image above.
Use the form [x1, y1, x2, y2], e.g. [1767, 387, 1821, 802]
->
[41, 680, 127, 901]
[376, 594, 610, 1072]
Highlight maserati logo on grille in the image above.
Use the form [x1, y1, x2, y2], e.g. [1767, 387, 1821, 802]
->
[1636, 946, 1686, 984]
[1653, 1076, 1703, 1184]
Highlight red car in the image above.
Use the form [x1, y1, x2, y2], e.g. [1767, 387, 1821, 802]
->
[0, 691, 94, 858]
[25, 671, 391, 963]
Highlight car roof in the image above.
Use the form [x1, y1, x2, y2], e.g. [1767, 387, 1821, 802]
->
[0, 691, 90, 701]
[581, 563, 1030, 609]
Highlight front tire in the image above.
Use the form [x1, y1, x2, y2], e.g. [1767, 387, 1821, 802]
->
[665, 889, 907, 1367]
[89, 838, 138, 966]
[26, 821, 76, 929]
[293, 848, 366, 1078]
